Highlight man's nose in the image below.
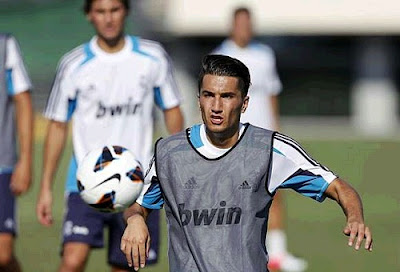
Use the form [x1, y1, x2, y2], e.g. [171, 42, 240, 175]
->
[211, 97, 222, 112]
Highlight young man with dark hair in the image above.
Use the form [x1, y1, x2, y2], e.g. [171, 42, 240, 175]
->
[0, 33, 33, 272]
[213, 7, 307, 271]
[120, 54, 372, 272]
[36, 0, 184, 271]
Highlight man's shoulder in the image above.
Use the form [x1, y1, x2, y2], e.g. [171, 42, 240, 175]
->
[156, 130, 188, 153]
[129, 36, 167, 60]
[57, 43, 87, 68]
[248, 41, 275, 56]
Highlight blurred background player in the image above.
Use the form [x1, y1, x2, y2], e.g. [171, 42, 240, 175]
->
[35, 0, 183, 271]
[212, 7, 307, 272]
[0, 33, 33, 271]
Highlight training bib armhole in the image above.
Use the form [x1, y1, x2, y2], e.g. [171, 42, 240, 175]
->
[265, 131, 277, 198]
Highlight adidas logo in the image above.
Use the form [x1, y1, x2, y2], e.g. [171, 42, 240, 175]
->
[238, 180, 251, 190]
[184, 177, 198, 189]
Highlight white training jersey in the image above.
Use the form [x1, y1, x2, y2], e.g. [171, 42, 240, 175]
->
[0, 34, 32, 174]
[213, 39, 282, 130]
[5, 35, 32, 96]
[43, 35, 182, 192]
[137, 123, 337, 209]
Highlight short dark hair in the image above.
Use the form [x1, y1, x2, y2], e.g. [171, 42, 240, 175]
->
[198, 54, 251, 97]
[233, 6, 251, 18]
[83, 0, 130, 14]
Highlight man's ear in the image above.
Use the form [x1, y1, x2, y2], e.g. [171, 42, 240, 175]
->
[241, 96, 249, 113]
[86, 13, 92, 23]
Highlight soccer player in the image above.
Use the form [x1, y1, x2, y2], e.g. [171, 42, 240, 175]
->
[35, 1, 183, 271]
[212, 7, 306, 271]
[120, 55, 373, 272]
[0, 33, 33, 271]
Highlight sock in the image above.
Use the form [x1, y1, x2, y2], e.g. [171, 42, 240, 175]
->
[266, 229, 287, 257]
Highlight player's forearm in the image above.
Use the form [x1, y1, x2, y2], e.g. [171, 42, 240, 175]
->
[14, 91, 33, 164]
[270, 95, 280, 131]
[164, 106, 184, 134]
[124, 202, 149, 223]
[325, 178, 364, 222]
[40, 121, 68, 191]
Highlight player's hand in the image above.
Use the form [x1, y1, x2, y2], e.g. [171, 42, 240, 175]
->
[10, 159, 32, 196]
[121, 214, 150, 271]
[36, 188, 53, 226]
[343, 220, 373, 251]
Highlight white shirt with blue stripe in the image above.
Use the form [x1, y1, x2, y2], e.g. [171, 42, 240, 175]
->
[137, 124, 337, 209]
[5, 35, 32, 97]
[43, 35, 182, 192]
[0, 35, 32, 174]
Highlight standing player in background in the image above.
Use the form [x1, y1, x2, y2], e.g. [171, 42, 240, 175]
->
[36, 0, 184, 271]
[212, 7, 307, 272]
[0, 33, 33, 271]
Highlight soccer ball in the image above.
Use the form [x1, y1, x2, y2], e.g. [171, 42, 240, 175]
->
[76, 145, 144, 213]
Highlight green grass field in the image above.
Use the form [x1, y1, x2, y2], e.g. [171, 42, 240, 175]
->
[16, 137, 399, 271]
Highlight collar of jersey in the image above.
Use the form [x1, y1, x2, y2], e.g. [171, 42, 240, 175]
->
[190, 123, 245, 159]
[89, 35, 132, 60]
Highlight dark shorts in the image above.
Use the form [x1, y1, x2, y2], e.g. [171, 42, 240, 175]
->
[0, 173, 17, 235]
[62, 193, 160, 268]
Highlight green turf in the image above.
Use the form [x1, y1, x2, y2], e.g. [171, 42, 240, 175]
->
[16, 139, 399, 271]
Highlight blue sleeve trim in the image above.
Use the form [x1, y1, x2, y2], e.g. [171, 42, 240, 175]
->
[154, 86, 165, 110]
[316, 181, 330, 202]
[280, 174, 330, 202]
[273, 147, 285, 156]
[67, 97, 77, 121]
[6, 69, 14, 95]
[140, 181, 164, 210]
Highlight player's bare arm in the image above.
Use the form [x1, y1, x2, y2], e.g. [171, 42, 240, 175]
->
[121, 203, 151, 271]
[10, 91, 33, 196]
[164, 106, 184, 134]
[270, 95, 280, 131]
[36, 120, 68, 226]
[324, 178, 373, 251]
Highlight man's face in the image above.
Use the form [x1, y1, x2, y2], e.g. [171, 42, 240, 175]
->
[87, 0, 127, 42]
[199, 74, 248, 136]
[232, 12, 253, 46]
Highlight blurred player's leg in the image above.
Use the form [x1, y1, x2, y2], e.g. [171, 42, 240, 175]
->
[60, 193, 105, 272]
[60, 242, 90, 272]
[146, 210, 160, 264]
[0, 234, 21, 272]
[267, 192, 307, 272]
[0, 173, 21, 272]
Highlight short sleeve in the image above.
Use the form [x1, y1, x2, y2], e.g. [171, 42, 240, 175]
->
[5, 35, 32, 95]
[269, 133, 337, 202]
[136, 155, 164, 209]
[43, 51, 81, 122]
[147, 42, 182, 110]
[262, 47, 282, 96]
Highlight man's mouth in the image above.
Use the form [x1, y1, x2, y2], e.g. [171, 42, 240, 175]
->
[210, 115, 223, 125]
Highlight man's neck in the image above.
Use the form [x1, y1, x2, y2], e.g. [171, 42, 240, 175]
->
[205, 125, 240, 149]
[231, 37, 249, 48]
[97, 35, 126, 53]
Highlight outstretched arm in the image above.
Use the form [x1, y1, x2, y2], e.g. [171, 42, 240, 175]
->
[324, 178, 373, 251]
[121, 203, 151, 271]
